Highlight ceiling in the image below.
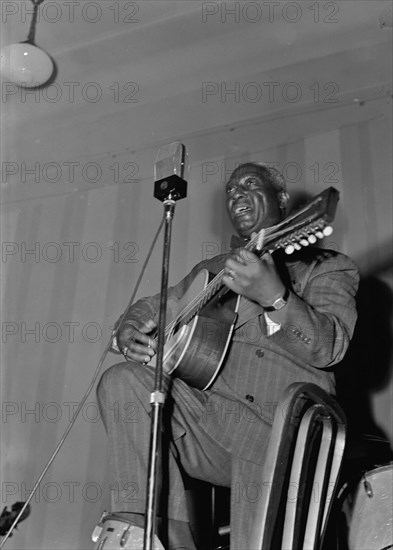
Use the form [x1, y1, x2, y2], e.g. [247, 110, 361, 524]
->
[1, 0, 392, 202]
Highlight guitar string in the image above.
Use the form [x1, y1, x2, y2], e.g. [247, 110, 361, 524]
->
[163, 226, 273, 334]
[162, 227, 270, 336]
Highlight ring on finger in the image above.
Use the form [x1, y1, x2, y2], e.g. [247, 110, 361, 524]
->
[122, 346, 129, 359]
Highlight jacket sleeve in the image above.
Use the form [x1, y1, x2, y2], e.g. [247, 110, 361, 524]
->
[114, 258, 216, 336]
[269, 252, 359, 368]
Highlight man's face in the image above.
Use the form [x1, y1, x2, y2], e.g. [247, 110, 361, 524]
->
[225, 164, 283, 238]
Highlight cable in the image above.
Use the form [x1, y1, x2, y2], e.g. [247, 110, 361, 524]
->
[0, 218, 164, 548]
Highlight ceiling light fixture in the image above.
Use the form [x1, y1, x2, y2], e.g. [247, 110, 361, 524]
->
[378, 6, 392, 28]
[0, 0, 55, 88]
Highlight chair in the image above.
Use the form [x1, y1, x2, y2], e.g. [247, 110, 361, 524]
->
[188, 382, 347, 549]
[249, 382, 347, 550]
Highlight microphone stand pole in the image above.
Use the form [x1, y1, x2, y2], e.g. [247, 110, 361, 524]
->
[144, 160, 187, 550]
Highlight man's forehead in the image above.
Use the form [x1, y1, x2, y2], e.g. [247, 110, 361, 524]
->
[226, 163, 265, 184]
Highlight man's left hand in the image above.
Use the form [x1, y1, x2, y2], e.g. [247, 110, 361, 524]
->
[222, 248, 286, 307]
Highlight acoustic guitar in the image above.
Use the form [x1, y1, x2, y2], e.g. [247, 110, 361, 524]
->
[147, 187, 339, 390]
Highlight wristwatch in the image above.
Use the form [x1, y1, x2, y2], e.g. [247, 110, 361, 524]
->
[263, 288, 290, 312]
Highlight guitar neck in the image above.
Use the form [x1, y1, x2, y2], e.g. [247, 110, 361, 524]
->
[167, 270, 226, 334]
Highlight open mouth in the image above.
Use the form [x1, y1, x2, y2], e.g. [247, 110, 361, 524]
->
[233, 204, 251, 217]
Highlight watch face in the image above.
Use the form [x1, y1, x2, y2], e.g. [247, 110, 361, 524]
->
[273, 298, 286, 310]
[264, 289, 289, 311]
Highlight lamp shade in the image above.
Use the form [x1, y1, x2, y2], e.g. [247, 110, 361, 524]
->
[1, 42, 54, 87]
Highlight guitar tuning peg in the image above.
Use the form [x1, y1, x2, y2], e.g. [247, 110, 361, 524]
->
[323, 226, 333, 236]
[252, 229, 265, 251]
[308, 234, 317, 244]
[315, 231, 324, 239]
[285, 245, 295, 254]
[294, 242, 301, 250]
[300, 239, 309, 247]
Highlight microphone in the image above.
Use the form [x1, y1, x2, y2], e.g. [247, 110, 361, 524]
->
[153, 141, 188, 202]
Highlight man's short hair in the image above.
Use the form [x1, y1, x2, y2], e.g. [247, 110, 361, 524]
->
[255, 162, 290, 213]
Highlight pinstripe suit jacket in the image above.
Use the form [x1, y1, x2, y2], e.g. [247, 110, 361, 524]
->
[120, 246, 359, 465]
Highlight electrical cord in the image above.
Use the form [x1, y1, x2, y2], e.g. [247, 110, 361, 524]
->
[0, 218, 164, 548]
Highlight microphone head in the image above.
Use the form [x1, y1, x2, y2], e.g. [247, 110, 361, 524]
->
[154, 142, 189, 181]
[154, 142, 188, 202]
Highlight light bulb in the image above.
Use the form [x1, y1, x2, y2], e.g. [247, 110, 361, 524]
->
[1, 43, 54, 88]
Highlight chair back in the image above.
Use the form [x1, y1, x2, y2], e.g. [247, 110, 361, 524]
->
[250, 382, 346, 550]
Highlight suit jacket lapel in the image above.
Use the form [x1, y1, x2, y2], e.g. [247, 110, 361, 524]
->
[235, 296, 266, 330]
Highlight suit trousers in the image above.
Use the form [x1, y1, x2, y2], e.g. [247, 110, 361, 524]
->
[97, 361, 271, 550]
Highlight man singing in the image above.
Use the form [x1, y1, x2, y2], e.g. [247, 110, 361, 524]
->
[96, 163, 359, 549]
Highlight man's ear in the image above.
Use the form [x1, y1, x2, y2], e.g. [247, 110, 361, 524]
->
[278, 190, 290, 214]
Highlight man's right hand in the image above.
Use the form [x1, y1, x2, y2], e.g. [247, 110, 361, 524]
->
[117, 319, 157, 364]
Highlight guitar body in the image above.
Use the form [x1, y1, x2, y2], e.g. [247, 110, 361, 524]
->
[150, 269, 239, 391]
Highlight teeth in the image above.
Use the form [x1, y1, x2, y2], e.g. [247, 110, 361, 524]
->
[235, 205, 249, 213]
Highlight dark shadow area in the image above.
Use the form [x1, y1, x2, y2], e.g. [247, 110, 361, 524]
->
[324, 266, 393, 550]
[336, 269, 393, 471]
[287, 189, 313, 213]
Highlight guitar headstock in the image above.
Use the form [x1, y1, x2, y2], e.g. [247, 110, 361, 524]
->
[250, 187, 339, 255]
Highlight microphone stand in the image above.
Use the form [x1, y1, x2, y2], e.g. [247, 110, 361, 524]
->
[144, 160, 187, 550]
